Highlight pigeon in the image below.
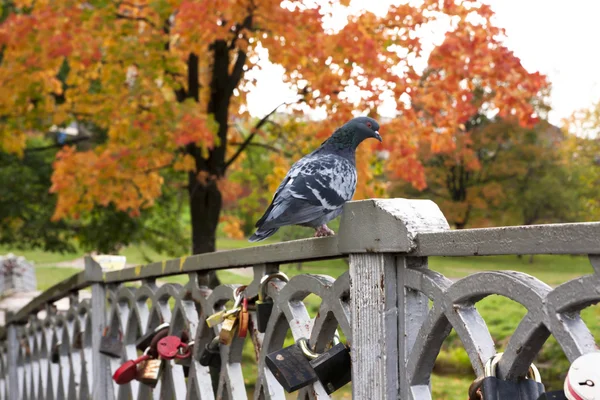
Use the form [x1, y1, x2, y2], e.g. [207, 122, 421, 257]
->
[249, 116, 382, 242]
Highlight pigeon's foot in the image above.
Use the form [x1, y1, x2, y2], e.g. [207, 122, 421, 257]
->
[314, 224, 335, 237]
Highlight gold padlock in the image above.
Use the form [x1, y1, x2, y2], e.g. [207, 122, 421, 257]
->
[219, 315, 238, 345]
[136, 353, 164, 388]
[206, 310, 226, 328]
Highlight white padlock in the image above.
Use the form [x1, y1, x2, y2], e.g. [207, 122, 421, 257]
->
[565, 352, 600, 400]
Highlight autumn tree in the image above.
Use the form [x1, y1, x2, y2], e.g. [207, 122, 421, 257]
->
[394, 118, 577, 228]
[0, 0, 546, 255]
[0, 134, 190, 257]
[563, 102, 600, 220]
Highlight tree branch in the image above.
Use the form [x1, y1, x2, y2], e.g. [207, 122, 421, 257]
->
[229, 141, 292, 157]
[224, 102, 289, 170]
[228, 49, 247, 93]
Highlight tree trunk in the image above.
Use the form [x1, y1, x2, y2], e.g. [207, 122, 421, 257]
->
[188, 173, 222, 288]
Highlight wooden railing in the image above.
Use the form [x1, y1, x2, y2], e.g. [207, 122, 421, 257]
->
[0, 198, 599, 400]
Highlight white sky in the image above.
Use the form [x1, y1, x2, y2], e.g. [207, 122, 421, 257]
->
[246, 0, 600, 126]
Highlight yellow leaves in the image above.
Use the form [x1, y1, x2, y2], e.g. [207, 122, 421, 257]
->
[267, 153, 291, 195]
[173, 154, 196, 171]
[0, 129, 26, 157]
[51, 144, 167, 221]
[220, 215, 244, 240]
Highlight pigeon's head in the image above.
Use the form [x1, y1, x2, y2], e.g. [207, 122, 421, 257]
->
[328, 116, 382, 150]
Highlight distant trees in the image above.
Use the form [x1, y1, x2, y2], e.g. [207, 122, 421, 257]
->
[392, 117, 582, 229]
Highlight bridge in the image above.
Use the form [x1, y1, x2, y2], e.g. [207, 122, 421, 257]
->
[0, 198, 599, 399]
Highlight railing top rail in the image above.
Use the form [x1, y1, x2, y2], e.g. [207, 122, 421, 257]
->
[415, 221, 600, 257]
[2, 198, 599, 331]
[103, 235, 341, 283]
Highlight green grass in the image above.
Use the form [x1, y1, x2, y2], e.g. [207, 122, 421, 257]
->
[0, 246, 79, 265]
[430, 254, 593, 285]
[35, 266, 82, 291]
[13, 240, 599, 399]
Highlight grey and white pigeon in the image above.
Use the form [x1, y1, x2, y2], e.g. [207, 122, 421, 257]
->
[249, 116, 382, 242]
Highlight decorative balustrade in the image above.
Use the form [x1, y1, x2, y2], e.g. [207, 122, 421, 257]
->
[0, 198, 599, 400]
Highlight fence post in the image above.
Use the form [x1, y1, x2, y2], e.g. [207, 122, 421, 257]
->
[84, 256, 115, 400]
[349, 253, 399, 399]
[340, 199, 449, 400]
[6, 313, 19, 400]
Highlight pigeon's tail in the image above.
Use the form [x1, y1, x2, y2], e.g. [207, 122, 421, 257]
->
[248, 228, 279, 242]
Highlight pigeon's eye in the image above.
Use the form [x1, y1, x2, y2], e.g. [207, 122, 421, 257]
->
[366, 122, 372, 128]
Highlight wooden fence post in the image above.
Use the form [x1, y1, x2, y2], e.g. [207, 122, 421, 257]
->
[349, 253, 399, 399]
[340, 199, 449, 399]
[85, 256, 115, 400]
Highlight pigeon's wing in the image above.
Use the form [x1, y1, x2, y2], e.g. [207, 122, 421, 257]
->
[258, 154, 356, 229]
[254, 157, 309, 227]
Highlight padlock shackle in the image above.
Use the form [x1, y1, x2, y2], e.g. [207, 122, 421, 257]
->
[259, 272, 290, 301]
[210, 336, 220, 348]
[298, 338, 319, 360]
[484, 352, 541, 383]
[174, 342, 191, 360]
[233, 285, 247, 308]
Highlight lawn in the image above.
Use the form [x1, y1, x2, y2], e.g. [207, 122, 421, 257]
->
[5, 240, 596, 399]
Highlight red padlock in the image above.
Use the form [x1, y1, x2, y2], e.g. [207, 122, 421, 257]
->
[113, 351, 152, 385]
[157, 336, 190, 360]
[238, 297, 249, 338]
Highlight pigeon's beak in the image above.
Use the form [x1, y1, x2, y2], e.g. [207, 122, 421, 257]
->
[373, 131, 382, 142]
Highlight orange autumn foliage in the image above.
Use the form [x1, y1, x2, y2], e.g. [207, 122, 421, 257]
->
[0, 0, 546, 237]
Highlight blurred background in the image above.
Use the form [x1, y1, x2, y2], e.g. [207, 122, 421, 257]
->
[0, 0, 599, 397]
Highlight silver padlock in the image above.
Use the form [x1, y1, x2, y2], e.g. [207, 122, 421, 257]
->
[565, 352, 600, 400]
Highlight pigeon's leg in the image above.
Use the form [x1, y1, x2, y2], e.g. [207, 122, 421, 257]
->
[314, 224, 335, 237]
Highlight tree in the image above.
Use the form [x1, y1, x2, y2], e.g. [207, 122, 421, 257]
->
[393, 119, 575, 228]
[0, 135, 190, 257]
[0, 0, 546, 255]
[563, 102, 600, 221]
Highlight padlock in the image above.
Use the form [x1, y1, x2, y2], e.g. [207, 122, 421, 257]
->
[305, 337, 352, 394]
[72, 331, 83, 350]
[207, 287, 244, 328]
[469, 352, 545, 400]
[99, 326, 123, 358]
[219, 314, 239, 345]
[174, 340, 194, 377]
[156, 335, 190, 360]
[265, 338, 319, 392]
[113, 348, 153, 385]
[199, 337, 221, 369]
[206, 310, 227, 328]
[137, 356, 164, 388]
[51, 342, 61, 364]
[564, 352, 600, 400]
[136, 322, 169, 353]
[238, 297, 249, 338]
[256, 272, 289, 333]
